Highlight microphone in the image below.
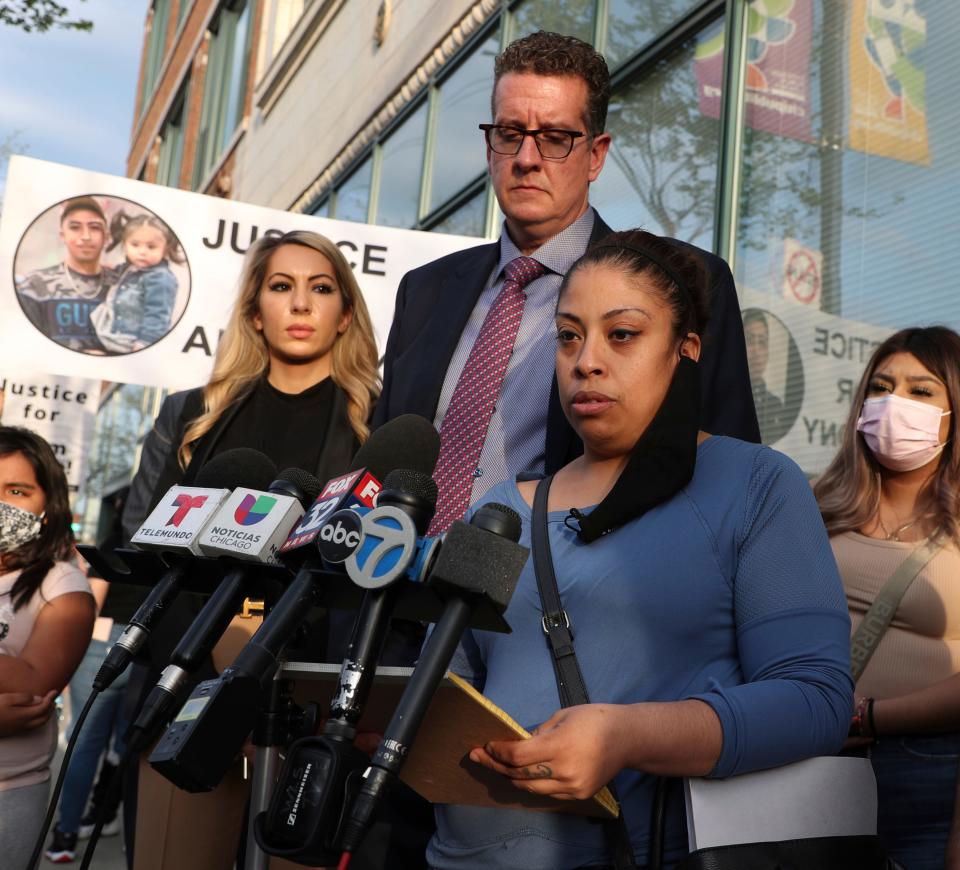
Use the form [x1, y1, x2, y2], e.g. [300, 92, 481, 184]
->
[128, 464, 320, 751]
[281, 413, 441, 558]
[147, 418, 440, 790]
[339, 502, 527, 857]
[250, 468, 441, 864]
[344, 468, 438, 590]
[326, 469, 438, 736]
[92, 449, 277, 691]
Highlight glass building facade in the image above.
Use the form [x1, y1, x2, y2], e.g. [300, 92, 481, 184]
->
[308, 0, 958, 477]
[102, 0, 956, 542]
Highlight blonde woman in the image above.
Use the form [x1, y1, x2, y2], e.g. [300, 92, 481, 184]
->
[140, 229, 380, 499]
[815, 326, 960, 870]
[120, 230, 381, 870]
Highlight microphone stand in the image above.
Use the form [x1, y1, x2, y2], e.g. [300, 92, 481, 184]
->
[244, 661, 320, 870]
[245, 671, 291, 870]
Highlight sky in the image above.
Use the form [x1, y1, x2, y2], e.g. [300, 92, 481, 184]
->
[0, 0, 150, 200]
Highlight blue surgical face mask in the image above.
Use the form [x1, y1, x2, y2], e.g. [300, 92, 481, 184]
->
[0, 501, 44, 553]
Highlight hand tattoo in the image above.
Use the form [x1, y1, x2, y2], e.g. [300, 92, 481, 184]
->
[520, 763, 553, 779]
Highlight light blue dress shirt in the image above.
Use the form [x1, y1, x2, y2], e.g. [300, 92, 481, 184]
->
[433, 209, 597, 504]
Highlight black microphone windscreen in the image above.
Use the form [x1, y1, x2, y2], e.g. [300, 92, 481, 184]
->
[427, 521, 528, 615]
[193, 448, 278, 491]
[274, 468, 324, 503]
[352, 414, 440, 480]
[471, 502, 521, 542]
[383, 468, 439, 508]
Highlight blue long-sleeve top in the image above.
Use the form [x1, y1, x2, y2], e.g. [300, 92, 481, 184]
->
[428, 436, 853, 870]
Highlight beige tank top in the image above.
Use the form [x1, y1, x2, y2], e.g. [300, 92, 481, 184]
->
[833, 531, 960, 698]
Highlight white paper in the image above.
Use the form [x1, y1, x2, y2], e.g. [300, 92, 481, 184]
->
[685, 756, 877, 851]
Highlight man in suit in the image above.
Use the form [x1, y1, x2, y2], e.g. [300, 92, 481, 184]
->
[368, 34, 758, 865]
[375, 31, 758, 526]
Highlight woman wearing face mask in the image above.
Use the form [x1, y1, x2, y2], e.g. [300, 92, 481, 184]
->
[814, 326, 960, 870]
[428, 231, 853, 869]
[0, 426, 95, 867]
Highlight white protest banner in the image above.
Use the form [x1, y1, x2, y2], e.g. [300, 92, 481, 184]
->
[740, 287, 891, 475]
[0, 156, 483, 389]
[0, 372, 101, 492]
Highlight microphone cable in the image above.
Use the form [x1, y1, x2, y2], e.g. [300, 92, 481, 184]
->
[25, 688, 100, 870]
[78, 749, 132, 870]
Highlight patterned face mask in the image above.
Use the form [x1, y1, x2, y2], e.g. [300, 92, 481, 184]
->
[0, 501, 44, 554]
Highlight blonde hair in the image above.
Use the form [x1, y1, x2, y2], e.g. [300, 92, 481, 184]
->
[813, 326, 960, 547]
[179, 231, 381, 467]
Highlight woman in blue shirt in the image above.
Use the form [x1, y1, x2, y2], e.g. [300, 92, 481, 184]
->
[428, 230, 854, 869]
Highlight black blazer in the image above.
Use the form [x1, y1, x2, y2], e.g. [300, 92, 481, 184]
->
[373, 213, 760, 469]
[140, 382, 359, 522]
[123, 380, 359, 692]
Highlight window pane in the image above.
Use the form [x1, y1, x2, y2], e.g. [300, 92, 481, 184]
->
[591, 30, 720, 248]
[142, 0, 171, 108]
[733, 0, 959, 472]
[310, 197, 330, 218]
[192, 30, 224, 187]
[335, 158, 373, 223]
[605, 0, 702, 68]
[262, 0, 306, 70]
[510, 0, 595, 44]
[221, 1, 251, 153]
[193, 1, 250, 187]
[430, 189, 487, 237]
[157, 95, 186, 187]
[429, 31, 499, 213]
[376, 102, 428, 228]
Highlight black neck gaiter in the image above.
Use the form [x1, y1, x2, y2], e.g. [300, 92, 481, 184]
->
[571, 356, 701, 543]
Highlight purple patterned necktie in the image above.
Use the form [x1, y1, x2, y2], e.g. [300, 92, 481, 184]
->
[429, 256, 547, 534]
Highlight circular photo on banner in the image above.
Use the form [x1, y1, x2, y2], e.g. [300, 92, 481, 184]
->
[742, 307, 804, 445]
[12, 195, 191, 356]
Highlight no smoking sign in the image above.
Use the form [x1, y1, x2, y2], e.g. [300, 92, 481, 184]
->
[782, 239, 822, 307]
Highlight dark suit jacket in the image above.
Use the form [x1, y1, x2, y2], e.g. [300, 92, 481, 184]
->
[137, 383, 358, 523]
[122, 380, 359, 711]
[373, 213, 760, 467]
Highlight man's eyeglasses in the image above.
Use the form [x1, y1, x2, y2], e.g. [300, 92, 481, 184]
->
[479, 124, 585, 160]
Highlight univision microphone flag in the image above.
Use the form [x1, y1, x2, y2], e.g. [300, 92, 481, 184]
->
[198, 487, 304, 563]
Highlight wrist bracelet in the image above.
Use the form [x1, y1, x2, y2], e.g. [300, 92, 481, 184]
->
[850, 696, 872, 737]
[866, 697, 877, 737]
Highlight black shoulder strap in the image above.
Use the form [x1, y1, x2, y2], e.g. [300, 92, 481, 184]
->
[531, 476, 637, 869]
[532, 476, 591, 708]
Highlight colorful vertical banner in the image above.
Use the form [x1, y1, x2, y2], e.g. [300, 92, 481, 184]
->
[849, 0, 929, 166]
[695, 0, 813, 142]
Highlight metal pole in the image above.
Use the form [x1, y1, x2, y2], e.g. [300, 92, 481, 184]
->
[244, 743, 281, 870]
[244, 666, 287, 870]
[713, 0, 749, 271]
[818, 0, 845, 315]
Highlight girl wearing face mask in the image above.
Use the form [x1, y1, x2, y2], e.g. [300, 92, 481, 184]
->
[815, 326, 960, 870]
[0, 426, 95, 867]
